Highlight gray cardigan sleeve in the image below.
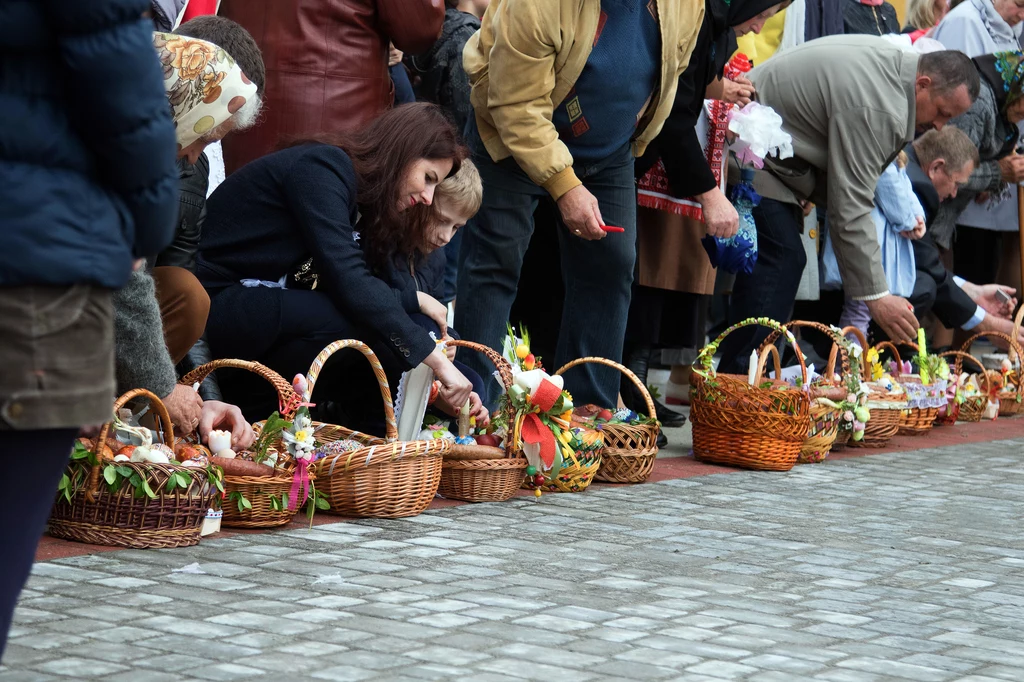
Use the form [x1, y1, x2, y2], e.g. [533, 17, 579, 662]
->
[113, 269, 178, 399]
[953, 96, 1003, 194]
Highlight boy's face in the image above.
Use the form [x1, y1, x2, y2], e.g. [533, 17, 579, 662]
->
[425, 198, 473, 253]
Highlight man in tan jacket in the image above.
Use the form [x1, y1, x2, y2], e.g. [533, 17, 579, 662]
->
[454, 0, 709, 407]
[717, 36, 979, 373]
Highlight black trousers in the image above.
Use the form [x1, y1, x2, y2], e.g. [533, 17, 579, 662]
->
[718, 198, 806, 374]
[0, 428, 76, 661]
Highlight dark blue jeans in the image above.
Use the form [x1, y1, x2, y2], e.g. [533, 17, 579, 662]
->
[718, 198, 807, 375]
[454, 119, 637, 407]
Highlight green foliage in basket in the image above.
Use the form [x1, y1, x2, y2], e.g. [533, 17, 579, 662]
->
[253, 411, 291, 466]
[226, 482, 330, 527]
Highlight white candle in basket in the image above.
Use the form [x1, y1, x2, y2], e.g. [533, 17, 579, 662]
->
[747, 350, 758, 386]
[208, 429, 232, 454]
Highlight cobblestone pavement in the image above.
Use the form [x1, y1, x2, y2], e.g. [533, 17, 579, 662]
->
[3, 438, 1024, 682]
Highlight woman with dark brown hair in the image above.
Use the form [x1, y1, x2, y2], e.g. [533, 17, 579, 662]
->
[196, 103, 474, 430]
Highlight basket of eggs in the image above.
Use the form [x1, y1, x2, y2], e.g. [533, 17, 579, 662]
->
[49, 389, 224, 549]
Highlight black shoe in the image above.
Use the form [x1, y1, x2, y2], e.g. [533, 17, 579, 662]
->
[656, 429, 668, 448]
[653, 399, 686, 427]
[622, 344, 686, 427]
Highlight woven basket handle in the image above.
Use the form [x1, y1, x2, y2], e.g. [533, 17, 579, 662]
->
[179, 359, 300, 418]
[700, 317, 807, 384]
[758, 320, 850, 379]
[554, 356, 656, 419]
[1013, 304, 1023, 363]
[873, 341, 904, 379]
[753, 344, 784, 384]
[306, 340, 398, 441]
[86, 388, 174, 503]
[940, 350, 993, 395]
[841, 326, 872, 381]
[958, 330, 1024, 391]
[446, 338, 517, 426]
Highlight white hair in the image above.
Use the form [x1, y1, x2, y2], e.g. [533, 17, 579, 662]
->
[230, 93, 262, 131]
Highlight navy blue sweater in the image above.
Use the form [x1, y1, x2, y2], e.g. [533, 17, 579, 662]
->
[197, 144, 436, 368]
[0, 0, 179, 288]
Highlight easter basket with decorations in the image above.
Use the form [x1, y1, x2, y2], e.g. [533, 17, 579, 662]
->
[959, 329, 1023, 418]
[498, 327, 603, 494]
[758, 321, 868, 462]
[555, 358, 659, 483]
[690, 318, 811, 471]
[305, 340, 451, 518]
[875, 334, 949, 436]
[843, 327, 907, 449]
[937, 350, 992, 423]
[178, 360, 324, 529]
[49, 389, 224, 549]
[430, 339, 528, 503]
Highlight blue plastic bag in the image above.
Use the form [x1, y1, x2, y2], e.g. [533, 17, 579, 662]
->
[701, 169, 759, 275]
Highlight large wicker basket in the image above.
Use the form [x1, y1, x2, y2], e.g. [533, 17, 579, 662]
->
[938, 350, 990, 424]
[438, 339, 527, 502]
[554, 357, 659, 483]
[690, 318, 811, 471]
[307, 340, 450, 518]
[49, 389, 218, 549]
[179, 359, 309, 529]
[759, 321, 854, 464]
[842, 328, 905, 449]
[873, 341, 944, 437]
[960, 329, 1023, 418]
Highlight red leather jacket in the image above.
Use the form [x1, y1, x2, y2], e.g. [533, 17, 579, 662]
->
[219, 0, 444, 174]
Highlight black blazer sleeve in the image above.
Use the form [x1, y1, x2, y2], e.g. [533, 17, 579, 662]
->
[913, 234, 977, 329]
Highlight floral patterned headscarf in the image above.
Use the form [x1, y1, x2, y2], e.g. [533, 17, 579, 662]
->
[153, 32, 258, 151]
[973, 51, 1024, 114]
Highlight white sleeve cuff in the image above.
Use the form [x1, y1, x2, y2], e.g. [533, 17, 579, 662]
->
[953, 275, 967, 288]
[962, 306, 986, 331]
[853, 290, 891, 302]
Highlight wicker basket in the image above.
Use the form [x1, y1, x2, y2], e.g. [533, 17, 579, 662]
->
[307, 340, 450, 518]
[179, 360, 310, 529]
[516, 409, 603, 492]
[938, 350, 990, 424]
[437, 339, 527, 502]
[690, 318, 811, 471]
[554, 357, 659, 483]
[960, 328, 1024, 418]
[842, 328, 906, 449]
[49, 389, 218, 549]
[873, 342, 943, 437]
[759, 321, 855, 464]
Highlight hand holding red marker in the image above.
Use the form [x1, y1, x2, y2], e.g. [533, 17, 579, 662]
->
[601, 225, 625, 233]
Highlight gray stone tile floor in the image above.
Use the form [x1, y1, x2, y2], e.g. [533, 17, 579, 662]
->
[3, 438, 1024, 681]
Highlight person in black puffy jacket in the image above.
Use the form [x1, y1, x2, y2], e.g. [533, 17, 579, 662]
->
[0, 0, 178, 658]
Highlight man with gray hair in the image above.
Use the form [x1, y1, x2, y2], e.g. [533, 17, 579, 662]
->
[717, 36, 979, 372]
[113, 16, 266, 444]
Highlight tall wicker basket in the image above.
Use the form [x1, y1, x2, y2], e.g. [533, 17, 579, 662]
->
[438, 339, 527, 502]
[937, 350, 990, 424]
[49, 389, 218, 549]
[307, 340, 450, 518]
[179, 359, 310, 529]
[758, 321, 853, 464]
[842, 328, 904, 449]
[554, 357, 659, 483]
[690, 318, 811, 471]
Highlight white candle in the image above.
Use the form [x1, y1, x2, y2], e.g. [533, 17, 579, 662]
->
[747, 350, 759, 385]
[208, 430, 232, 454]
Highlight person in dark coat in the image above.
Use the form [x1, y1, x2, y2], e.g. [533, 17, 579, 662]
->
[197, 104, 477, 432]
[622, 0, 789, 429]
[843, 0, 901, 36]
[0, 0, 178, 657]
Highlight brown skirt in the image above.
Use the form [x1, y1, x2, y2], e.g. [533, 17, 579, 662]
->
[636, 207, 716, 295]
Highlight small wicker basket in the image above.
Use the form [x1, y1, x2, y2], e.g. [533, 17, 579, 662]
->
[873, 342, 944, 437]
[959, 329, 1023, 418]
[554, 357, 659, 483]
[307, 340, 450, 518]
[690, 318, 811, 471]
[179, 360, 309, 529]
[49, 389, 218, 549]
[438, 339, 527, 502]
[842, 328, 905, 449]
[938, 350, 990, 424]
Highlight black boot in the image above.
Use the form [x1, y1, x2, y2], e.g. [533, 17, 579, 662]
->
[656, 429, 668, 448]
[622, 344, 686, 427]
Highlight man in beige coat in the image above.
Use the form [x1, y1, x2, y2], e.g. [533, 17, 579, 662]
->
[718, 36, 979, 372]
[454, 0, 709, 407]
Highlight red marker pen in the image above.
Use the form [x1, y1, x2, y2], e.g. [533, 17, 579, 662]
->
[601, 225, 625, 233]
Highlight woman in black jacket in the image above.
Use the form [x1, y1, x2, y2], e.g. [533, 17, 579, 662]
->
[198, 104, 475, 430]
[623, 0, 789, 424]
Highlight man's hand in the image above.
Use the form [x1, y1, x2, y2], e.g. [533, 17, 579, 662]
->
[865, 294, 919, 343]
[199, 401, 255, 451]
[557, 185, 606, 240]
[975, 314, 1024, 349]
[961, 282, 1017, 318]
[164, 384, 204, 436]
[999, 155, 1024, 183]
[697, 187, 739, 238]
[721, 77, 755, 106]
[417, 291, 448, 337]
